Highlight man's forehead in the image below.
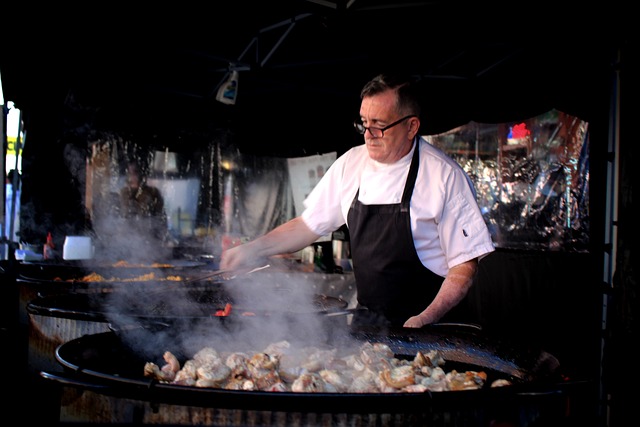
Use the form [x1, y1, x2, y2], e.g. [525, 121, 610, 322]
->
[360, 95, 395, 120]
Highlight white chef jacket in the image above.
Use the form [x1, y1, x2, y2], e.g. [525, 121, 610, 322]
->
[301, 136, 495, 277]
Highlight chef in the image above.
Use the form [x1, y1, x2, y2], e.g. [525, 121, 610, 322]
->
[221, 73, 495, 328]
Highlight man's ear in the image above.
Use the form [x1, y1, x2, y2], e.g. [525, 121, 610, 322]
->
[409, 117, 421, 138]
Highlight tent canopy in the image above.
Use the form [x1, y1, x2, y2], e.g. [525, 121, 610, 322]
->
[1, 1, 625, 156]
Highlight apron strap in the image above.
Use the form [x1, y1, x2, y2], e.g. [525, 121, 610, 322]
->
[401, 138, 420, 212]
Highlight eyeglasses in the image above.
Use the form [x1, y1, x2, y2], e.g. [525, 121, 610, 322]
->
[353, 115, 417, 138]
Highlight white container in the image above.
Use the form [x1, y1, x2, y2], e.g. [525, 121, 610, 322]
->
[63, 236, 94, 260]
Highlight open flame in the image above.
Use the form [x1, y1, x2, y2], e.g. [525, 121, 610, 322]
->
[214, 303, 232, 317]
[213, 303, 256, 317]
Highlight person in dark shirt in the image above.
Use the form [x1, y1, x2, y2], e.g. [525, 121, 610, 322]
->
[119, 161, 168, 244]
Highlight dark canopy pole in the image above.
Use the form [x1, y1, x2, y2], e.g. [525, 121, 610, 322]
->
[600, 45, 622, 425]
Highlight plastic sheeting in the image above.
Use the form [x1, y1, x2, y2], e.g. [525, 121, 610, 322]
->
[426, 109, 589, 252]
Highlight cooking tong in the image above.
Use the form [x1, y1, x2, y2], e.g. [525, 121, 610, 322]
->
[144, 264, 271, 303]
[182, 264, 271, 283]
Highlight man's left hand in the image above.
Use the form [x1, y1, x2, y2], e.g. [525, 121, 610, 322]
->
[403, 315, 427, 328]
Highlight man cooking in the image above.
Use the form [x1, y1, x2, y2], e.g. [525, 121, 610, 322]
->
[220, 73, 495, 328]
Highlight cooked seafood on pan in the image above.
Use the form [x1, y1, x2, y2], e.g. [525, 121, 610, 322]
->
[54, 271, 184, 283]
[111, 260, 174, 268]
[144, 340, 512, 393]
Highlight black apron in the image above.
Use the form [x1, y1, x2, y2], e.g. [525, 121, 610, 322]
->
[347, 141, 442, 327]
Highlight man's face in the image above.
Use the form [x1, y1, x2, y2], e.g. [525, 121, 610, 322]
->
[358, 89, 417, 164]
[127, 165, 141, 189]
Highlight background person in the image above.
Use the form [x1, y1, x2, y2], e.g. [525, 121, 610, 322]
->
[118, 161, 168, 255]
[221, 73, 495, 328]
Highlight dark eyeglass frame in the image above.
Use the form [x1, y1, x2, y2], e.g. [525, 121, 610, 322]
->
[353, 114, 417, 138]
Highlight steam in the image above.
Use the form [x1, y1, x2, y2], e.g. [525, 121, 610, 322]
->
[105, 270, 357, 360]
[80, 137, 356, 358]
[92, 214, 173, 262]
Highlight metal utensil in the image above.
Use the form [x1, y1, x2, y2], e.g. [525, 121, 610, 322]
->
[182, 264, 271, 284]
[144, 264, 271, 303]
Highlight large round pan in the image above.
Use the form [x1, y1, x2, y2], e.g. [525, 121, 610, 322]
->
[27, 288, 349, 323]
[43, 321, 587, 415]
[18, 260, 208, 284]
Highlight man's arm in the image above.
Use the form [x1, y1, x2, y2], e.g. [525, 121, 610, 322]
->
[403, 259, 478, 328]
[220, 217, 321, 271]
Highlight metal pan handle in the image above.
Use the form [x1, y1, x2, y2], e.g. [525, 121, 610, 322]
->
[40, 370, 113, 391]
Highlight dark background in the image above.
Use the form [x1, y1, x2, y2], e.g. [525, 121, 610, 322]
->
[1, 2, 630, 242]
[1, 1, 636, 425]
[2, 2, 628, 154]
